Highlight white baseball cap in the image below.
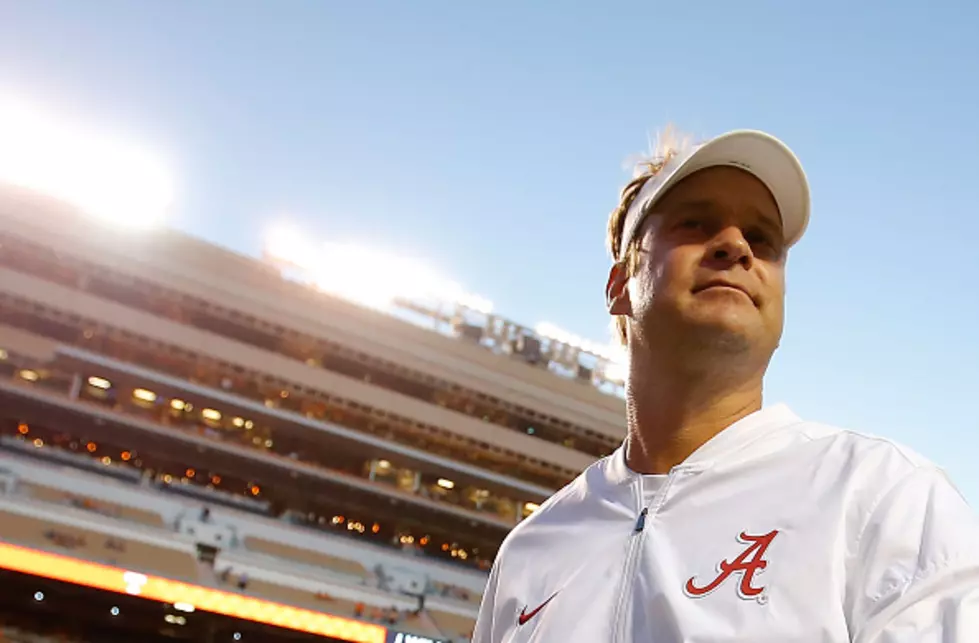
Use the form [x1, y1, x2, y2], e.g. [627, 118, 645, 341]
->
[618, 129, 810, 261]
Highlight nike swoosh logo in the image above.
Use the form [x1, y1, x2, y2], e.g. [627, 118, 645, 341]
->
[517, 592, 558, 626]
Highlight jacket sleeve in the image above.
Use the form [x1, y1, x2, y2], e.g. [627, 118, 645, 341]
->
[472, 558, 503, 643]
[850, 466, 979, 643]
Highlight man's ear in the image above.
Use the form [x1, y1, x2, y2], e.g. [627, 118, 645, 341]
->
[606, 262, 632, 316]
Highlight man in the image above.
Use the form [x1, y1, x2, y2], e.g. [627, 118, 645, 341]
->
[472, 129, 979, 642]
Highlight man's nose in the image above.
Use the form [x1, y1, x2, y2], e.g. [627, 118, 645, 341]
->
[706, 226, 752, 268]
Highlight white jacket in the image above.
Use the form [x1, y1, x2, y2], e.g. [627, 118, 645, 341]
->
[473, 404, 979, 642]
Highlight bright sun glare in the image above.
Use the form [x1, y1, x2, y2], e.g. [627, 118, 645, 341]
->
[265, 224, 494, 314]
[0, 94, 173, 229]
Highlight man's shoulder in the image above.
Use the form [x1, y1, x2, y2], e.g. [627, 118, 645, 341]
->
[813, 422, 979, 611]
[794, 417, 937, 477]
[789, 416, 970, 524]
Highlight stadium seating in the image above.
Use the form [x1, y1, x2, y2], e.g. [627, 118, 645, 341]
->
[20, 482, 166, 528]
[0, 448, 482, 642]
[243, 536, 373, 582]
[0, 504, 200, 581]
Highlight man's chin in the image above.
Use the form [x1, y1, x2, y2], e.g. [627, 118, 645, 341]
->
[680, 312, 759, 354]
[687, 304, 757, 329]
[640, 305, 767, 356]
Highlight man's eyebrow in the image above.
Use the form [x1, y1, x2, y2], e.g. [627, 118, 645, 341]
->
[649, 198, 715, 218]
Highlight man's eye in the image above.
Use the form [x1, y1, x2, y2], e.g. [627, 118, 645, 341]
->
[747, 231, 784, 258]
[746, 231, 771, 246]
[678, 218, 702, 230]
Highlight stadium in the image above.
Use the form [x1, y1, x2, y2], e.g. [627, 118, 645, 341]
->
[0, 165, 626, 641]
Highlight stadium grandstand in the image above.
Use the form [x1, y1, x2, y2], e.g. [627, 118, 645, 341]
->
[0, 171, 627, 642]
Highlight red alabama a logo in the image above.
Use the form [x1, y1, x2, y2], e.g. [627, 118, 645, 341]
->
[684, 530, 778, 601]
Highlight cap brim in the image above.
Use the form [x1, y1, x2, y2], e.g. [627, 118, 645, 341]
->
[618, 130, 810, 261]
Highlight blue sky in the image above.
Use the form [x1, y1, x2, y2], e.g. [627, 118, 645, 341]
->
[2, 1, 978, 500]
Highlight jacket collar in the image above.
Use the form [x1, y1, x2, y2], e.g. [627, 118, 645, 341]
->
[603, 403, 801, 486]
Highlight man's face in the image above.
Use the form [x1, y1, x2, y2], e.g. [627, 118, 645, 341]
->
[608, 165, 787, 361]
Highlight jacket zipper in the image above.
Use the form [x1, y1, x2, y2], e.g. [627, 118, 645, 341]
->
[611, 479, 648, 643]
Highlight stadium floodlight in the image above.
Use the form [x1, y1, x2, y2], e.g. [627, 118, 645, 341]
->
[0, 93, 173, 229]
[264, 224, 494, 314]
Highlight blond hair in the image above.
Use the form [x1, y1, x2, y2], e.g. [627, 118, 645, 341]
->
[606, 125, 698, 344]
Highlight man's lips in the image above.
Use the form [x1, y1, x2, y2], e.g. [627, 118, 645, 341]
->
[693, 279, 757, 305]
